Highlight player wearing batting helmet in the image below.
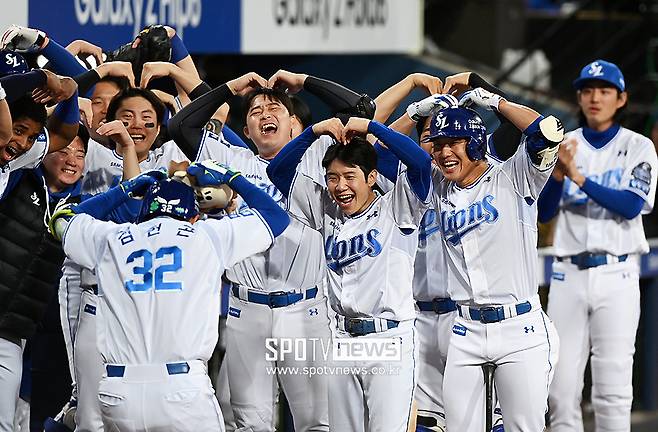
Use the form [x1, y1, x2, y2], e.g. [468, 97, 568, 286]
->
[49, 162, 289, 432]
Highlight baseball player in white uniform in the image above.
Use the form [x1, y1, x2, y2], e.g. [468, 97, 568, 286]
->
[373, 71, 525, 431]
[422, 90, 564, 432]
[49, 161, 290, 432]
[266, 116, 432, 431]
[169, 72, 332, 431]
[539, 60, 658, 432]
[60, 88, 190, 432]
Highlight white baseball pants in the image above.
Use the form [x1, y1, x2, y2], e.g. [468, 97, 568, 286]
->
[548, 259, 640, 432]
[444, 306, 559, 432]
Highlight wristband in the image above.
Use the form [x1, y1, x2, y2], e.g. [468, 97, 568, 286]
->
[170, 34, 189, 63]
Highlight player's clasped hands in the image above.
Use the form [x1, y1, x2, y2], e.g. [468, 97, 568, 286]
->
[459, 87, 505, 111]
[553, 138, 578, 180]
[407, 93, 459, 121]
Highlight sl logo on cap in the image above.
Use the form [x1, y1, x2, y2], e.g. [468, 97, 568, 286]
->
[588, 61, 604, 77]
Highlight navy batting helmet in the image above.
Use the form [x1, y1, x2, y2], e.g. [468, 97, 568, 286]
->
[137, 179, 199, 223]
[423, 107, 487, 161]
[0, 51, 28, 77]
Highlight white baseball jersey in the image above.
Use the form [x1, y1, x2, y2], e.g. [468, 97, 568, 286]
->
[196, 130, 326, 292]
[380, 156, 501, 302]
[81, 139, 189, 195]
[61, 212, 274, 364]
[435, 142, 554, 305]
[553, 127, 658, 256]
[286, 167, 430, 322]
[0, 130, 49, 196]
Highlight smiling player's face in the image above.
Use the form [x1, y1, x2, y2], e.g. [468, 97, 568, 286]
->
[243, 95, 293, 159]
[115, 96, 160, 158]
[326, 159, 377, 216]
[42, 137, 86, 192]
[0, 117, 43, 167]
[431, 137, 486, 187]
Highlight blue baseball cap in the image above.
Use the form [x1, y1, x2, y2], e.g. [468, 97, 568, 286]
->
[0, 50, 28, 77]
[573, 60, 625, 92]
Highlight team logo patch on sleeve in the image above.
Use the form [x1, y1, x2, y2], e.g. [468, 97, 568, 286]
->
[630, 162, 652, 195]
[452, 324, 467, 336]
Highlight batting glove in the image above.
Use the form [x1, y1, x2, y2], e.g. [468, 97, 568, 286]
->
[187, 160, 241, 186]
[119, 169, 167, 197]
[406, 94, 459, 122]
[0, 25, 48, 53]
[458, 88, 506, 111]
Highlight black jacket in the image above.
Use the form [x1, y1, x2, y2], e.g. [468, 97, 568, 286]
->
[0, 168, 80, 342]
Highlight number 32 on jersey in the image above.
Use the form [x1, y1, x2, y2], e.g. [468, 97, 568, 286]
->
[124, 246, 183, 292]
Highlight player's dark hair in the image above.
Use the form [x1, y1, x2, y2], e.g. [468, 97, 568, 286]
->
[106, 87, 166, 125]
[577, 81, 627, 127]
[290, 95, 312, 129]
[97, 75, 131, 93]
[415, 115, 435, 142]
[9, 96, 47, 127]
[76, 122, 90, 152]
[242, 87, 294, 122]
[322, 137, 378, 178]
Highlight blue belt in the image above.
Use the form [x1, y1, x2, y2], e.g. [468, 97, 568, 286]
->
[106, 362, 190, 378]
[417, 298, 457, 315]
[341, 317, 399, 336]
[458, 301, 532, 324]
[231, 286, 318, 308]
[557, 253, 628, 270]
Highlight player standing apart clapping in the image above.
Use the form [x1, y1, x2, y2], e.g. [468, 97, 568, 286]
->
[540, 60, 658, 432]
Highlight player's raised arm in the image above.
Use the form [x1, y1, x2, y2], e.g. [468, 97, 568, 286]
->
[73, 61, 135, 98]
[49, 169, 166, 239]
[44, 84, 80, 153]
[0, 25, 88, 78]
[140, 61, 204, 96]
[187, 160, 289, 239]
[266, 118, 344, 198]
[373, 73, 442, 129]
[168, 72, 267, 160]
[268, 69, 375, 121]
[345, 117, 432, 202]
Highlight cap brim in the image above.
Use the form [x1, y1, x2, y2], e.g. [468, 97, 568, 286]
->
[573, 77, 623, 92]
